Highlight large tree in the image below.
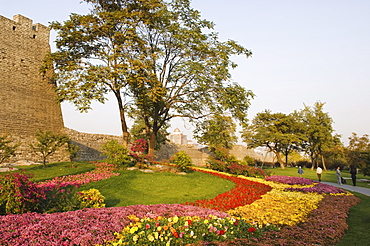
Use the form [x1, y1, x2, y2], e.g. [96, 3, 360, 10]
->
[47, 0, 253, 154]
[242, 110, 304, 169]
[193, 114, 238, 152]
[346, 132, 370, 170]
[129, 117, 170, 150]
[46, 0, 165, 145]
[127, 0, 254, 154]
[299, 102, 335, 170]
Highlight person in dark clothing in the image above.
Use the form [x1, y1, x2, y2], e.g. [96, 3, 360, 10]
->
[350, 165, 357, 186]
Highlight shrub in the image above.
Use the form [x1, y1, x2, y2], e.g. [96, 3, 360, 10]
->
[228, 162, 250, 176]
[29, 130, 69, 167]
[207, 158, 228, 172]
[39, 184, 79, 213]
[172, 151, 192, 172]
[101, 140, 132, 168]
[243, 155, 255, 166]
[129, 138, 153, 165]
[66, 140, 79, 167]
[0, 172, 45, 215]
[0, 134, 20, 164]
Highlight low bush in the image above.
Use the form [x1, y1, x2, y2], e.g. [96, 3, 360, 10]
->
[0, 163, 114, 214]
[172, 151, 192, 172]
[0, 172, 45, 215]
[101, 140, 132, 168]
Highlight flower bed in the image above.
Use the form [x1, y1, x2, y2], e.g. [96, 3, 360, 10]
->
[185, 168, 272, 211]
[0, 204, 228, 246]
[209, 194, 360, 246]
[265, 175, 314, 185]
[36, 162, 119, 190]
[0, 169, 361, 245]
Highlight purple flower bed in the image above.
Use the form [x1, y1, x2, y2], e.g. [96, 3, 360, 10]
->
[285, 182, 347, 194]
[0, 204, 228, 246]
[265, 175, 313, 185]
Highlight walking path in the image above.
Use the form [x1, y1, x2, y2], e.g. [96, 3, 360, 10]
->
[321, 181, 370, 196]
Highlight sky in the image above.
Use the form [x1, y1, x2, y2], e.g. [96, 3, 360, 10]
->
[2, 0, 370, 145]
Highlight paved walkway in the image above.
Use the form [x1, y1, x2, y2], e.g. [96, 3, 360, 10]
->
[321, 181, 370, 196]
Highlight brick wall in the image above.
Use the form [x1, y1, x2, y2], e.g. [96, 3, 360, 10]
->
[0, 15, 64, 137]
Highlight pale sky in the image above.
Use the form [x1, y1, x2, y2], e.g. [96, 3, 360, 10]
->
[2, 0, 370, 145]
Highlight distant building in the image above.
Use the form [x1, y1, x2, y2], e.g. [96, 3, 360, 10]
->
[168, 128, 188, 145]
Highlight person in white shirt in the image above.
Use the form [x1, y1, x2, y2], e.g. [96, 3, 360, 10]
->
[336, 166, 342, 185]
[316, 166, 323, 182]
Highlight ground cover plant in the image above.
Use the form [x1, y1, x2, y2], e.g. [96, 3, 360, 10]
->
[0, 162, 365, 245]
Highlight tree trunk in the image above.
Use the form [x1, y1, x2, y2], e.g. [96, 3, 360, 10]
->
[285, 152, 289, 167]
[321, 155, 327, 171]
[273, 150, 285, 169]
[148, 131, 156, 156]
[310, 152, 316, 170]
[115, 91, 129, 146]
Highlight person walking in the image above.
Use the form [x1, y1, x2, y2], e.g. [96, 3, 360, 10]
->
[350, 165, 357, 186]
[316, 166, 322, 182]
[298, 166, 304, 177]
[336, 166, 342, 185]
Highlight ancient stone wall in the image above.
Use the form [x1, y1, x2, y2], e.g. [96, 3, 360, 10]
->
[64, 128, 123, 161]
[0, 15, 64, 137]
[154, 144, 274, 166]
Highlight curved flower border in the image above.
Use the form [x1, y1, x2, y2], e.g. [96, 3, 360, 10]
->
[0, 165, 361, 246]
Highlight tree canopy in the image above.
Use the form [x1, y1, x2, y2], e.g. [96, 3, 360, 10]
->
[193, 114, 238, 152]
[48, 0, 254, 154]
[243, 102, 336, 169]
[346, 132, 370, 170]
[300, 102, 335, 170]
[242, 110, 301, 169]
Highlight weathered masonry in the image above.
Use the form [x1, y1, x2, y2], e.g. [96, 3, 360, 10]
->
[0, 14, 123, 163]
[0, 14, 64, 137]
[0, 14, 66, 163]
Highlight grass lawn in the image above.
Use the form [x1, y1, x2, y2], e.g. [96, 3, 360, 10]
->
[79, 169, 235, 207]
[11, 161, 96, 182]
[337, 192, 370, 246]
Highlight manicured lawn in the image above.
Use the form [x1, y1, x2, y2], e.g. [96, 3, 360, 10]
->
[11, 161, 96, 182]
[337, 192, 370, 246]
[79, 169, 235, 207]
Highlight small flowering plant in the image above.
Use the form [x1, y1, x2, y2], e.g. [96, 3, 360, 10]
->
[77, 188, 106, 208]
[108, 214, 277, 245]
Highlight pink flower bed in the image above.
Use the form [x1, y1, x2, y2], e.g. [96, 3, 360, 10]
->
[0, 204, 228, 246]
[36, 162, 119, 190]
[285, 182, 347, 194]
[265, 175, 313, 185]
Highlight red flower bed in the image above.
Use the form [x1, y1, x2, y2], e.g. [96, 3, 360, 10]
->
[185, 169, 272, 211]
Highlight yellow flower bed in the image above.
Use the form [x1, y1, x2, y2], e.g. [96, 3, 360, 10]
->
[191, 167, 349, 227]
[228, 176, 323, 226]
